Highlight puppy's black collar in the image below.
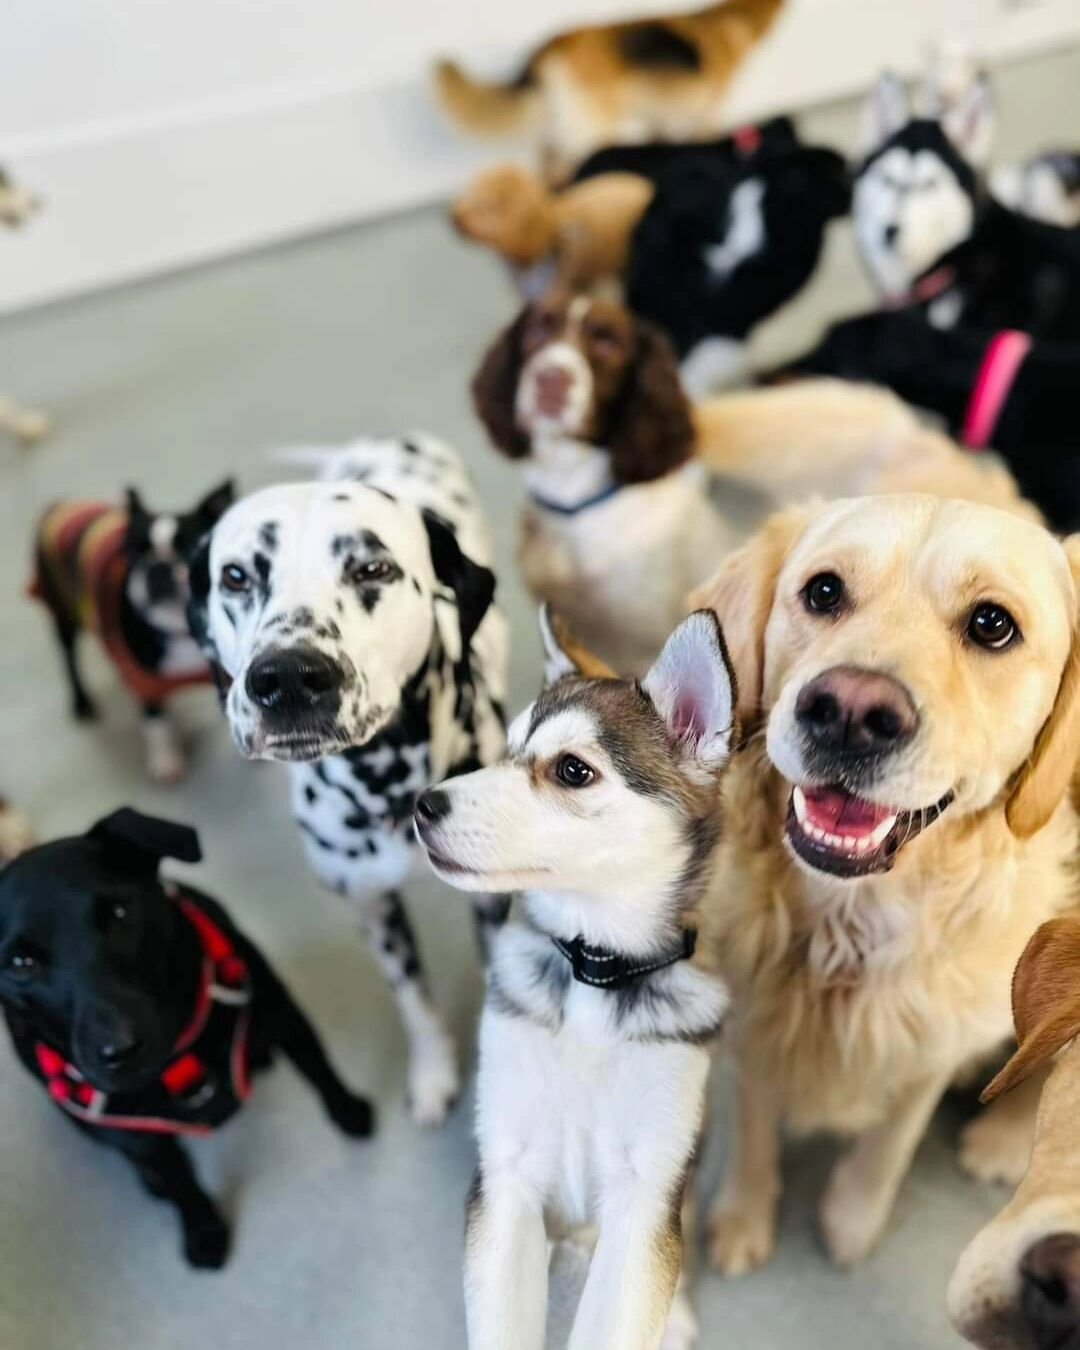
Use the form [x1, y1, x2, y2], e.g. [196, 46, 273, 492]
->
[552, 929, 697, 990]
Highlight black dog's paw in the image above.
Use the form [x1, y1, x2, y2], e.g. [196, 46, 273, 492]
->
[184, 1214, 231, 1270]
[330, 1092, 376, 1139]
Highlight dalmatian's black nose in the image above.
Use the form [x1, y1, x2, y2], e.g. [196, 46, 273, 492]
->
[246, 646, 344, 714]
[415, 789, 452, 825]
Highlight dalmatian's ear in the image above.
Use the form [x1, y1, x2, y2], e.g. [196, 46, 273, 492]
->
[90, 808, 203, 871]
[422, 510, 496, 651]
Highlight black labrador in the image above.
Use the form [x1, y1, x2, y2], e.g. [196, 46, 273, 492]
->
[0, 808, 373, 1268]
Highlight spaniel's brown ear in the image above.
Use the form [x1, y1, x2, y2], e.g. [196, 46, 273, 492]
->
[471, 307, 532, 459]
[1006, 536, 1080, 840]
[982, 918, 1080, 1102]
[688, 507, 810, 729]
[606, 321, 694, 485]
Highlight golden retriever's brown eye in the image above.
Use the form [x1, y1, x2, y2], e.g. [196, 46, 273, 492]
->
[554, 754, 595, 788]
[968, 603, 1019, 651]
[803, 572, 845, 614]
[221, 563, 251, 593]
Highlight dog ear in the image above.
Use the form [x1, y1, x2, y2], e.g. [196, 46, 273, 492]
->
[124, 487, 149, 523]
[538, 605, 616, 684]
[89, 808, 202, 870]
[194, 478, 235, 527]
[472, 307, 532, 458]
[689, 507, 809, 730]
[422, 511, 496, 651]
[982, 918, 1080, 1101]
[860, 71, 909, 156]
[642, 611, 737, 767]
[941, 71, 994, 170]
[607, 321, 695, 485]
[1006, 536, 1080, 840]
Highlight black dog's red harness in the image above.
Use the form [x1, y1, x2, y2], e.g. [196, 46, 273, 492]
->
[35, 891, 252, 1136]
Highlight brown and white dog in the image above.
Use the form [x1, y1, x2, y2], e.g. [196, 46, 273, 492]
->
[950, 918, 1080, 1350]
[435, 0, 785, 182]
[694, 495, 1080, 1274]
[472, 292, 729, 674]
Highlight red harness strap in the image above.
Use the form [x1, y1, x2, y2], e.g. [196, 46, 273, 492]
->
[35, 891, 252, 1137]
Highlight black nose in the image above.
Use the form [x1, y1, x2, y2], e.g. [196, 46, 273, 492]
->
[883, 222, 900, 246]
[100, 1027, 143, 1067]
[796, 665, 918, 759]
[415, 789, 452, 826]
[245, 646, 344, 713]
[1022, 1235, 1080, 1348]
[146, 561, 178, 604]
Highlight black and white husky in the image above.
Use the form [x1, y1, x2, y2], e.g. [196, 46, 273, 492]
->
[415, 609, 735, 1350]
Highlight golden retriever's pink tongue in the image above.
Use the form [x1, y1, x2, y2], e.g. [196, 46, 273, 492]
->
[801, 787, 894, 837]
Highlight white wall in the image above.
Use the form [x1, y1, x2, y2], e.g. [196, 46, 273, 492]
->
[3, 0, 1080, 314]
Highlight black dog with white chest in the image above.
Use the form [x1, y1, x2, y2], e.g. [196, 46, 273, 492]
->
[0, 809, 373, 1269]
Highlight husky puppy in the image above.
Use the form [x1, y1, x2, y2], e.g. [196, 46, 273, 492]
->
[414, 609, 735, 1350]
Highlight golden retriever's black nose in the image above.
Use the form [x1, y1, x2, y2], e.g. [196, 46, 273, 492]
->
[415, 789, 452, 826]
[246, 647, 343, 713]
[796, 665, 917, 757]
[1022, 1234, 1080, 1347]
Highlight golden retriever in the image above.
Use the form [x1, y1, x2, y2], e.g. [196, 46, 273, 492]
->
[950, 917, 1080, 1349]
[694, 494, 1080, 1273]
[434, 0, 784, 182]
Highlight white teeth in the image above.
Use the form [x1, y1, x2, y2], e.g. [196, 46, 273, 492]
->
[793, 786, 808, 824]
[869, 814, 899, 846]
[792, 789, 900, 856]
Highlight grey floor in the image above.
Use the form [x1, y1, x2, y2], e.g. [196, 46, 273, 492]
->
[2, 44, 1079, 1350]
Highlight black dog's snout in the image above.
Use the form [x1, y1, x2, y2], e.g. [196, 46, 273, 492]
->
[100, 1027, 143, 1067]
[245, 647, 344, 714]
[1022, 1234, 1080, 1349]
[796, 665, 917, 759]
[146, 561, 179, 604]
[415, 790, 452, 826]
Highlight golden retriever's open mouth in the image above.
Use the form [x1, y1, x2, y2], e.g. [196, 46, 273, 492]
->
[785, 784, 954, 878]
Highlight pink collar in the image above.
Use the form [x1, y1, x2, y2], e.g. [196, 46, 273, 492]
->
[961, 331, 1033, 451]
[886, 265, 956, 310]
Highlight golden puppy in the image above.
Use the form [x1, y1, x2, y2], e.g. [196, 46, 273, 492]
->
[451, 164, 653, 293]
[435, 0, 785, 181]
[950, 918, 1080, 1349]
[695, 495, 1080, 1274]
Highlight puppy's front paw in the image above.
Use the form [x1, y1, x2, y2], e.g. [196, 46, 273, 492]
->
[708, 1203, 776, 1277]
[330, 1092, 376, 1139]
[407, 1034, 460, 1129]
[959, 1111, 1033, 1187]
[184, 1213, 230, 1270]
[820, 1156, 890, 1267]
[145, 723, 186, 784]
[660, 1288, 698, 1350]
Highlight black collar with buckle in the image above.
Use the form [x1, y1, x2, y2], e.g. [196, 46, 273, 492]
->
[552, 929, 698, 991]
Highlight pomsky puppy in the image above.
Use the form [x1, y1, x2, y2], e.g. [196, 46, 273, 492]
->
[415, 608, 736, 1350]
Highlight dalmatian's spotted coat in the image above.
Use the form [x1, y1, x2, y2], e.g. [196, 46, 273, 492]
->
[189, 436, 508, 1125]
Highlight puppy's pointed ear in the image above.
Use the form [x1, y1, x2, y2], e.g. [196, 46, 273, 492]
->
[195, 478, 235, 527]
[982, 918, 1080, 1102]
[941, 71, 994, 170]
[124, 487, 149, 522]
[860, 72, 909, 156]
[1006, 535, 1080, 840]
[642, 611, 737, 766]
[89, 808, 202, 870]
[689, 507, 808, 730]
[539, 605, 616, 684]
[422, 511, 496, 651]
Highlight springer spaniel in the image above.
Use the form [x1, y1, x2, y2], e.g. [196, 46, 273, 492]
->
[472, 293, 733, 675]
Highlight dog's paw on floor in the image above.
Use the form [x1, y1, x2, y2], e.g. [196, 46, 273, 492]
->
[959, 1111, 1034, 1187]
[407, 1032, 461, 1128]
[707, 1204, 776, 1277]
[659, 1288, 699, 1350]
[819, 1156, 891, 1267]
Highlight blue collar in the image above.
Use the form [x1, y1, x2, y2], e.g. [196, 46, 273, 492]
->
[528, 481, 622, 517]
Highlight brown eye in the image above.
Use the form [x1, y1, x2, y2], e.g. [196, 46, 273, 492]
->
[6, 947, 39, 980]
[968, 602, 1019, 651]
[350, 558, 393, 583]
[555, 754, 595, 788]
[803, 572, 845, 614]
[587, 324, 622, 351]
[221, 564, 250, 593]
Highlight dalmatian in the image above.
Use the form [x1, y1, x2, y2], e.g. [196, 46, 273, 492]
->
[188, 436, 508, 1126]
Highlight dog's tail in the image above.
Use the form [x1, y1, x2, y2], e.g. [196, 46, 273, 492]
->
[433, 56, 543, 137]
[692, 379, 921, 501]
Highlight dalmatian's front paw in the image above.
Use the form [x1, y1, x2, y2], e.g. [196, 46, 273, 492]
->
[407, 1030, 460, 1128]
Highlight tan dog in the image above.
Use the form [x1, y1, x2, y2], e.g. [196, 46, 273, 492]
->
[693, 495, 1080, 1275]
[435, 0, 785, 181]
[950, 919, 1080, 1349]
[451, 164, 653, 295]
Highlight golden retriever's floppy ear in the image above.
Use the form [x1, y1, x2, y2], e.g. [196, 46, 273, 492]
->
[1006, 535, 1080, 840]
[538, 605, 616, 684]
[688, 507, 809, 729]
[982, 918, 1080, 1102]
